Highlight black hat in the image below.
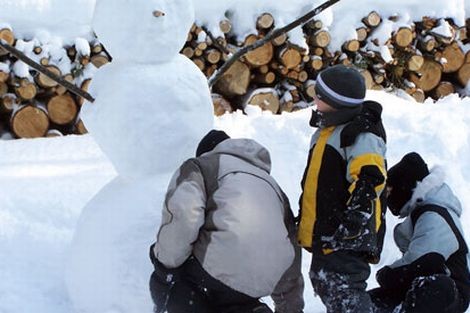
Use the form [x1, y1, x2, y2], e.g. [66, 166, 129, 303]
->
[196, 130, 230, 157]
[387, 152, 430, 215]
[315, 65, 366, 110]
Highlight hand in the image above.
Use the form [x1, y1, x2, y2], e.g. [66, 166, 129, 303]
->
[149, 243, 183, 285]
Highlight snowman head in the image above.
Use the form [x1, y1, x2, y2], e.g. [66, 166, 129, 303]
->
[92, 0, 195, 64]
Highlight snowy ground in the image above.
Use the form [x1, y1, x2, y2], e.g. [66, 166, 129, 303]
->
[1, 90, 470, 313]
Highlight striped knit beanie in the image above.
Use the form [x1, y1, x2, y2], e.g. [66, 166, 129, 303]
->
[315, 65, 366, 110]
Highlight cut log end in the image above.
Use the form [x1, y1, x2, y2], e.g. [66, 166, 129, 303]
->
[246, 89, 280, 114]
[212, 94, 233, 116]
[244, 35, 274, 67]
[214, 61, 251, 97]
[11, 105, 49, 139]
[409, 59, 442, 92]
[36, 65, 62, 88]
[47, 94, 78, 125]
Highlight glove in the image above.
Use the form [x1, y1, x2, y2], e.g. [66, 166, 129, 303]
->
[377, 253, 449, 291]
[149, 244, 183, 285]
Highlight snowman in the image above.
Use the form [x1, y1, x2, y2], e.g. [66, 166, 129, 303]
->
[65, 0, 213, 312]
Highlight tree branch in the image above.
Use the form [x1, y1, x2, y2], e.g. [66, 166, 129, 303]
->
[208, 0, 342, 87]
[0, 40, 95, 103]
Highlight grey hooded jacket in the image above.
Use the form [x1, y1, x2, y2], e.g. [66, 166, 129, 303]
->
[391, 166, 470, 270]
[154, 138, 297, 299]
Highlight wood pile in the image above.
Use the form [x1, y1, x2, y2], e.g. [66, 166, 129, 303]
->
[181, 13, 470, 115]
[0, 27, 111, 139]
[1, 12, 470, 139]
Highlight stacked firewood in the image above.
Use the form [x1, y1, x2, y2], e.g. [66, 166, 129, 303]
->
[0, 27, 110, 139]
[181, 12, 470, 115]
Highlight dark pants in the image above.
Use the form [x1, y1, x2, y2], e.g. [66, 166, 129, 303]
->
[150, 257, 272, 313]
[310, 250, 373, 313]
[369, 274, 466, 313]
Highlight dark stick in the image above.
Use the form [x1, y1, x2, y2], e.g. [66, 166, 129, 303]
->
[0, 40, 95, 103]
[208, 0, 341, 87]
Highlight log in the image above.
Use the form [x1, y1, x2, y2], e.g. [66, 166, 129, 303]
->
[433, 81, 455, 98]
[303, 80, 316, 100]
[356, 27, 369, 42]
[362, 11, 382, 28]
[15, 79, 37, 101]
[219, 19, 232, 34]
[343, 40, 360, 52]
[244, 35, 274, 67]
[204, 64, 218, 78]
[0, 28, 15, 56]
[411, 88, 426, 103]
[182, 46, 195, 59]
[298, 70, 309, 83]
[213, 60, 251, 97]
[407, 54, 424, 72]
[409, 59, 442, 92]
[54, 74, 74, 95]
[193, 58, 205, 71]
[47, 93, 78, 125]
[257, 13, 275, 30]
[0, 70, 9, 83]
[421, 17, 438, 30]
[212, 93, 233, 116]
[360, 69, 374, 89]
[78, 79, 91, 106]
[33, 46, 42, 55]
[418, 35, 437, 52]
[272, 33, 288, 46]
[92, 44, 103, 54]
[36, 65, 62, 88]
[311, 30, 331, 47]
[91, 54, 110, 68]
[0, 93, 18, 113]
[441, 42, 465, 73]
[204, 49, 222, 64]
[278, 47, 302, 69]
[10, 105, 49, 138]
[456, 63, 470, 86]
[0, 82, 7, 96]
[75, 119, 88, 135]
[253, 71, 276, 85]
[394, 27, 414, 47]
[246, 88, 280, 113]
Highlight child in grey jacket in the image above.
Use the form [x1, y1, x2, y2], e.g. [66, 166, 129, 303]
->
[369, 152, 470, 313]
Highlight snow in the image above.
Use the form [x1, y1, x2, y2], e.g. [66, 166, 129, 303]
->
[80, 54, 213, 178]
[2, 91, 470, 313]
[0, 0, 470, 312]
[92, 0, 195, 63]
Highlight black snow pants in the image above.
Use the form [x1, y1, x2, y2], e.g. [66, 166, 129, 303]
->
[310, 250, 374, 313]
[149, 257, 272, 313]
[369, 274, 467, 313]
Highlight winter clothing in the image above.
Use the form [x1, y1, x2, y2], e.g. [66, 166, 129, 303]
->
[151, 134, 304, 313]
[387, 152, 430, 215]
[150, 256, 274, 313]
[298, 95, 387, 312]
[370, 162, 470, 313]
[314, 64, 366, 110]
[195, 129, 230, 157]
[298, 101, 387, 260]
[310, 251, 373, 313]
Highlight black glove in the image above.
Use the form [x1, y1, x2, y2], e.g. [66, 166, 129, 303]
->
[377, 253, 449, 291]
[149, 244, 183, 285]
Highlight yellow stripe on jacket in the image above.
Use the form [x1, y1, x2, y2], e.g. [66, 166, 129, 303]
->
[297, 127, 335, 248]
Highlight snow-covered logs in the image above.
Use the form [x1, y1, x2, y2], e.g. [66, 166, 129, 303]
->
[181, 13, 470, 115]
[0, 32, 111, 138]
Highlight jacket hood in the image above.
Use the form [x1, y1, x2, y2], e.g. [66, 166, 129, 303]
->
[208, 138, 272, 173]
[400, 166, 462, 218]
